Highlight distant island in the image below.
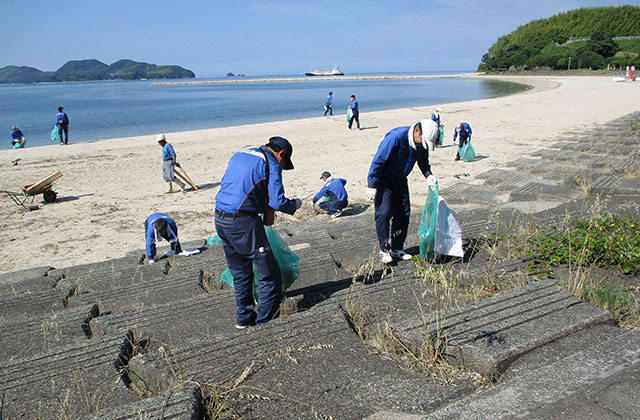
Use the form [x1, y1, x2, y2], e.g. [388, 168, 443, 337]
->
[0, 59, 195, 84]
[479, 5, 640, 71]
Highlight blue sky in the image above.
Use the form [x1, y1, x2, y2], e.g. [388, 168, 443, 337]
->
[1, 0, 639, 77]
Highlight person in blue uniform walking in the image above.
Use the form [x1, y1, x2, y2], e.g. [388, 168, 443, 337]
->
[453, 122, 472, 161]
[10, 125, 26, 149]
[144, 213, 183, 264]
[311, 171, 348, 218]
[55, 107, 69, 145]
[366, 119, 439, 264]
[157, 134, 186, 193]
[324, 92, 333, 116]
[348, 95, 360, 130]
[215, 136, 302, 329]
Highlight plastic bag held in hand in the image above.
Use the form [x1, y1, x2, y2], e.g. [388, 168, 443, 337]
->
[427, 175, 438, 188]
[366, 188, 376, 201]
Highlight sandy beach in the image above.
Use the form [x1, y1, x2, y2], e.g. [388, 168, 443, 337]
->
[1, 75, 639, 275]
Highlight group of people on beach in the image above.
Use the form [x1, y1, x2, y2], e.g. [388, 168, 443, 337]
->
[152, 101, 478, 328]
[323, 92, 360, 129]
[9, 106, 70, 149]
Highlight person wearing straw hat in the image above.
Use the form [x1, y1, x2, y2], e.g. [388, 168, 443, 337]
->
[366, 119, 439, 264]
[157, 134, 186, 193]
[214, 136, 302, 329]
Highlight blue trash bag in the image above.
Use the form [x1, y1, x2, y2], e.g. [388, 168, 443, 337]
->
[419, 184, 439, 259]
[221, 226, 301, 300]
[459, 141, 476, 162]
[50, 126, 59, 141]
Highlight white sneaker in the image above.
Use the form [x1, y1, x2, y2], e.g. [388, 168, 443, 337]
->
[330, 210, 342, 218]
[379, 251, 393, 264]
[389, 249, 413, 261]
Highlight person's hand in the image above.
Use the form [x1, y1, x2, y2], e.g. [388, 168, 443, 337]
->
[294, 198, 302, 210]
[427, 175, 438, 188]
[149, 259, 155, 264]
[366, 188, 376, 201]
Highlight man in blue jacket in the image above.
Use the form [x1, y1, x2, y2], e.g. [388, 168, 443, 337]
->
[367, 119, 439, 264]
[324, 92, 333, 116]
[311, 171, 348, 218]
[453, 122, 472, 161]
[157, 134, 186, 193]
[215, 136, 302, 329]
[11, 125, 26, 149]
[348, 95, 360, 130]
[144, 213, 183, 264]
[55, 107, 69, 145]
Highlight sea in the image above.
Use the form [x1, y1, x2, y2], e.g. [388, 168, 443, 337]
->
[0, 72, 527, 150]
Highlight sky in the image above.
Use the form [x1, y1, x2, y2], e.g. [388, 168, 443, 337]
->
[2, 0, 639, 77]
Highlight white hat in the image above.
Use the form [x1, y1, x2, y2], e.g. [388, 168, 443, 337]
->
[156, 134, 166, 142]
[435, 107, 442, 113]
[419, 119, 439, 152]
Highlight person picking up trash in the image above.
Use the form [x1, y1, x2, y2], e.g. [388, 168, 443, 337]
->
[453, 122, 472, 161]
[10, 125, 26, 149]
[157, 134, 186, 193]
[366, 119, 439, 264]
[214, 136, 302, 329]
[311, 171, 348, 218]
[144, 213, 183, 264]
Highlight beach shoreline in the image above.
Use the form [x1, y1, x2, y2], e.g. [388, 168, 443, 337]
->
[1, 75, 639, 275]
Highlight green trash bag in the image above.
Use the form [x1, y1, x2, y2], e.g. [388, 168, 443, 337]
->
[205, 235, 222, 246]
[347, 107, 353, 122]
[459, 141, 476, 162]
[437, 127, 444, 146]
[419, 184, 439, 259]
[221, 226, 301, 300]
[50, 126, 59, 141]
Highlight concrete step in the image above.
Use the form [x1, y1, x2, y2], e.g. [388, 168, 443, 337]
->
[390, 280, 614, 377]
[441, 182, 505, 206]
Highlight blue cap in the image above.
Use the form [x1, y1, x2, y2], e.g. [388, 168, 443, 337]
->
[267, 136, 294, 170]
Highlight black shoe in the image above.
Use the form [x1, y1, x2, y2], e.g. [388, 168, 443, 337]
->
[454, 156, 460, 161]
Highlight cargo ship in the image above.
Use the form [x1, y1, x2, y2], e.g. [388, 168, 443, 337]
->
[304, 66, 344, 76]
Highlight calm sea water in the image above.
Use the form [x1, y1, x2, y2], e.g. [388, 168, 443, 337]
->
[0, 74, 526, 149]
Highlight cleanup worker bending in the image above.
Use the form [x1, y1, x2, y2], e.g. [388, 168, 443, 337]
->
[367, 119, 439, 264]
[311, 171, 348, 218]
[144, 213, 183, 264]
[214, 136, 302, 329]
[453, 122, 472, 161]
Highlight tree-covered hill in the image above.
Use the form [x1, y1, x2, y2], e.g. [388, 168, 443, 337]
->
[0, 59, 195, 84]
[479, 5, 640, 71]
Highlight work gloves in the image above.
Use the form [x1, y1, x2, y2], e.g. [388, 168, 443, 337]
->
[427, 175, 438, 188]
[366, 188, 376, 201]
[294, 198, 302, 210]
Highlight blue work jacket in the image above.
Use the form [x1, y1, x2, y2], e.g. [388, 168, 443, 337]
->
[55, 112, 69, 126]
[215, 147, 296, 215]
[350, 100, 358, 112]
[453, 123, 472, 141]
[326, 95, 333, 105]
[367, 126, 432, 188]
[145, 213, 179, 258]
[313, 177, 348, 203]
[161, 143, 177, 160]
[431, 112, 441, 126]
[11, 130, 25, 140]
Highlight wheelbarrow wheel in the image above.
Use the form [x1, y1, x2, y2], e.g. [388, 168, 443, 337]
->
[43, 189, 57, 203]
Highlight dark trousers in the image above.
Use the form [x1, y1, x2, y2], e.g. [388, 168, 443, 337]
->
[58, 125, 69, 144]
[348, 111, 360, 129]
[319, 196, 348, 215]
[374, 177, 410, 252]
[215, 213, 282, 326]
[455, 135, 469, 159]
[324, 104, 332, 116]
